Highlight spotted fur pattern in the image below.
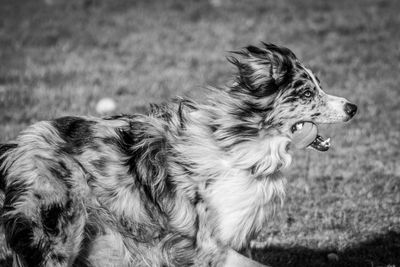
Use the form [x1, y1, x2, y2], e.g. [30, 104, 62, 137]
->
[0, 43, 356, 267]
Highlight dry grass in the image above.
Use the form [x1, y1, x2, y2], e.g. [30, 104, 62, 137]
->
[0, 0, 399, 266]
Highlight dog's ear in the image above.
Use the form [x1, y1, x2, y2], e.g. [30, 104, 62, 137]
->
[228, 43, 296, 97]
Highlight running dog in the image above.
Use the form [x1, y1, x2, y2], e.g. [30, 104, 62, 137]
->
[0, 43, 357, 267]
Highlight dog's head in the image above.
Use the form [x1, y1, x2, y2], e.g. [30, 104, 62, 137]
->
[228, 43, 357, 151]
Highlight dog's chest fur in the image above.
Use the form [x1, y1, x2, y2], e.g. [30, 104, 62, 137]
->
[205, 169, 286, 249]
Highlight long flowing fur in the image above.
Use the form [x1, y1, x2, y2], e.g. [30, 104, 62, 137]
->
[0, 43, 356, 267]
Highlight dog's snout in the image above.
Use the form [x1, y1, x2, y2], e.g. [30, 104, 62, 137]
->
[344, 103, 357, 118]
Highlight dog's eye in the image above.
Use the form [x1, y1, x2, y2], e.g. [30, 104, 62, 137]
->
[303, 90, 313, 98]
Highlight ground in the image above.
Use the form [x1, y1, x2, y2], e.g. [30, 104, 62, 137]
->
[0, 0, 399, 266]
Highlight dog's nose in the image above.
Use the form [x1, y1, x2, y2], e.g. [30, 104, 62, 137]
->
[344, 103, 358, 117]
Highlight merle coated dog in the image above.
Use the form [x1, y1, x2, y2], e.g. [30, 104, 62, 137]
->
[0, 43, 357, 267]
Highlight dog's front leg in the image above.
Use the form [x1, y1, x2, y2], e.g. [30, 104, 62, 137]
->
[193, 246, 269, 267]
[221, 248, 269, 267]
[194, 204, 269, 267]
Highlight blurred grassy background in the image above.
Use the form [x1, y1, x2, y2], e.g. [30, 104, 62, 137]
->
[0, 0, 399, 266]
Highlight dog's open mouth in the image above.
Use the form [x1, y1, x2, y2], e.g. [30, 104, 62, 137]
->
[291, 122, 331, 151]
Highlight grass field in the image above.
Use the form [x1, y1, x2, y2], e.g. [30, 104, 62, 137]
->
[0, 0, 399, 266]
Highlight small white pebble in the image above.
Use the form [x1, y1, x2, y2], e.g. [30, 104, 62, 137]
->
[327, 253, 339, 261]
[209, 0, 223, 7]
[96, 98, 116, 114]
[44, 0, 55, 5]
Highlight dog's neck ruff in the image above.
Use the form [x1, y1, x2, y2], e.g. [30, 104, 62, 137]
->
[228, 135, 291, 177]
[178, 97, 292, 178]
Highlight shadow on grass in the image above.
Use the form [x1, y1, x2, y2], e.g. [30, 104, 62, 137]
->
[0, 231, 398, 266]
[251, 231, 400, 267]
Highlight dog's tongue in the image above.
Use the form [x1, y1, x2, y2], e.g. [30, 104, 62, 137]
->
[310, 134, 330, 151]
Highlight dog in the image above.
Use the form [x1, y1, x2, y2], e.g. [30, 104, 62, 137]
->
[0, 43, 357, 267]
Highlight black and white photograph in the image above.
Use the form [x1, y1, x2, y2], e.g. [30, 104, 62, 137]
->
[0, 0, 399, 266]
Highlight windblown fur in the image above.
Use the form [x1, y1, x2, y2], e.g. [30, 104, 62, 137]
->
[0, 43, 356, 267]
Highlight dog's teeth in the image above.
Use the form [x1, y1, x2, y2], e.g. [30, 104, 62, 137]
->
[296, 122, 303, 130]
[322, 138, 331, 147]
